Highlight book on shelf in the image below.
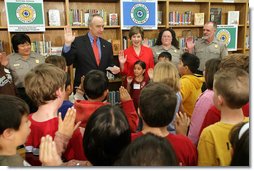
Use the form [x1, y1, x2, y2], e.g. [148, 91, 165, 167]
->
[83, 12, 90, 26]
[50, 47, 63, 56]
[109, 13, 118, 26]
[210, 8, 222, 25]
[245, 35, 249, 49]
[0, 40, 3, 52]
[194, 13, 204, 26]
[48, 9, 61, 26]
[158, 11, 162, 25]
[227, 11, 239, 25]
[112, 39, 120, 56]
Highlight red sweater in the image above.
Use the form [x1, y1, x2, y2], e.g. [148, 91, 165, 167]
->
[131, 132, 198, 166]
[63, 100, 139, 161]
[74, 99, 138, 132]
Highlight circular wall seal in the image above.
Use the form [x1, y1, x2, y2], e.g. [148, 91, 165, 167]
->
[216, 29, 231, 46]
[16, 4, 36, 23]
[130, 4, 149, 24]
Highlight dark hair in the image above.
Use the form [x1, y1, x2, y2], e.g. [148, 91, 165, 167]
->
[134, 60, 146, 70]
[214, 68, 249, 109]
[0, 95, 29, 134]
[158, 51, 172, 61]
[11, 33, 31, 53]
[65, 73, 71, 91]
[45, 55, 67, 71]
[155, 28, 179, 49]
[129, 26, 144, 39]
[83, 105, 131, 166]
[84, 70, 109, 99]
[139, 82, 177, 127]
[204, 58, 221, 90]
[229, 122, 249, 166]
[115, 133, 178, 166]
[180, 52, 200, 73]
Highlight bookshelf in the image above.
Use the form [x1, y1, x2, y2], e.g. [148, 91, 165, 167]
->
[0, 0, 249, 55]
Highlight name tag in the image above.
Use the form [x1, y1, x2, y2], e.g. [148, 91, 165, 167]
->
[35, 59, 40, 64]
[14, 63, 20, 67]
[133, 83, 141, 89]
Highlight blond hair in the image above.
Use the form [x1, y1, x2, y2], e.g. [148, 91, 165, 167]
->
[153, 62, 180, 92]
[24, 63, 66, 106]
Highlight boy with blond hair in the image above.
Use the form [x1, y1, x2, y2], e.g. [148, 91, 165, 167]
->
[197, 67, 249, 166]
[24, 63, 66, 165]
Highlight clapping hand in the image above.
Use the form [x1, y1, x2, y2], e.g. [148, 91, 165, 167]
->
[39, 135, 63, 166]
[64, 25, 76, 46]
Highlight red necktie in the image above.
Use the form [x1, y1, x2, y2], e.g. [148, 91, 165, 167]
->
[93, 37, 100, 66]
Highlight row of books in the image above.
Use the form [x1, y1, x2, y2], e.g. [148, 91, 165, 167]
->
[48, 9, 118, 27]
[107, 91, 120, 105]
[31, 41, 52, 56]
[122, 36, 157, 50]
[169, 11, 192, 25]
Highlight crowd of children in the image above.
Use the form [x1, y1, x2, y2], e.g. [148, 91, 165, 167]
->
[0, 51, 249, 166]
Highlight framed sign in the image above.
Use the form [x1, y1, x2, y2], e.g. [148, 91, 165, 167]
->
[121, 0, 157, 30]
[216, 25, 238, 51]
[5, 0, 45, 32]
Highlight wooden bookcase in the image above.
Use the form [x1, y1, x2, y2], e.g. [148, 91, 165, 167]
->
[0, 0, 249, 54]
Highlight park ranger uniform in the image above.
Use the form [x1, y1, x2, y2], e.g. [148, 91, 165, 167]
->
[7, 52, 45, 88]
[194, 38, 228, 71]
[152, 45, 183, 66]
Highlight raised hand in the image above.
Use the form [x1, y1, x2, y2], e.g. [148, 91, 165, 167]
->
[126, 76, 133, 84]
[58, 107, 81, 138]
[174, 111, 190, 135]
[147, 68, 154, 80]
[186, 36, 195, 50]
[39, 135, 63, 166]
[64, 25, 76, 46]
[119, 86, 131, 102]
[118, 50, 127, 64]
[0, 52, 9, 66]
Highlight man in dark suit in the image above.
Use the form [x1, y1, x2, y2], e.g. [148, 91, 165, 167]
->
[62, 14, 120, 92]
